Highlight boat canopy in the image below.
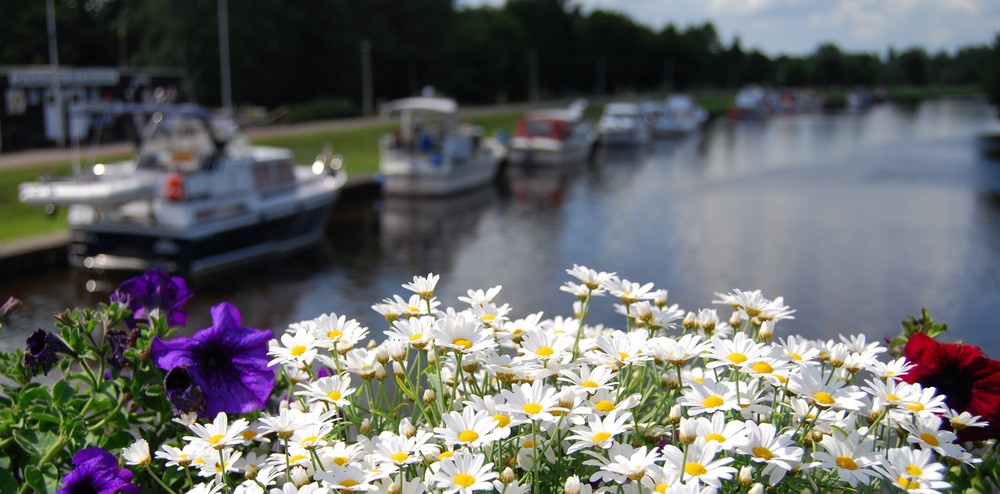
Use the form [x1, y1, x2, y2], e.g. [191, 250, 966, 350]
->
[380, 97, 458, 117]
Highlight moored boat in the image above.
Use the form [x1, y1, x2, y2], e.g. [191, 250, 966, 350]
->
[507, 99, 596, 166]
[377, 97, 505, 196]
[597, 102, 650, 146]
[18, 103, 347, 277]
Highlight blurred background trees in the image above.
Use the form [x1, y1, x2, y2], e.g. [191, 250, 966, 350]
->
[0, 0, 995, 111]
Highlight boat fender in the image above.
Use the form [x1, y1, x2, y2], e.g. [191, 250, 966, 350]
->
[165, 172, 184, 201]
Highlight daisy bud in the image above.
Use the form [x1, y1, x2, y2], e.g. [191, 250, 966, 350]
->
[828, 345, 848, 368]
[360, 418, 372, 436]
[750, 316, 763, 328]
[122, 438, 151, 468]
[423, 389, 436, 404]
[661, 374, 678, 389]
[399, 418, 416, 438]
[367, 339, 378, 350]
[748, 483, 765, 494]
[427, 352, 437, 366]
[500, 467, 517, 485]
[868, 400, 885, 423]
[389, 343, 407, 362]
[559, 389, 576, 410]
[374, 364, 388, 381]
[667, 404, 682, 424]
[758, 321, 774, 341]
[376, 346, 391, 364]
[642, 426, 663, 443]
[393, 361, 406, 378]
[387, 482, 402, 494]
[573, 301, 584, 318]
[739, 466, 753, 486]
[653, 289, 668, 308]
[679, 417, 698, 443]
[291, 466, 310, 487]
[729, 311, 744, 329]
[461, 359, 480, 373]
[564, 475, 582, 494]
[682, 312, 698, 331]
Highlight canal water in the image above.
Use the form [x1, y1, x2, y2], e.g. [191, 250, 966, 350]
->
[4, 96, 1000, 358]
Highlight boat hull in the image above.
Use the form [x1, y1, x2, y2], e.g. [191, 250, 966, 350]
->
[67, 200, 333, 277]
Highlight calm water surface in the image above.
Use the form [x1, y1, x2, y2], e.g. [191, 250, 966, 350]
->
[4, 97, 1000, 356]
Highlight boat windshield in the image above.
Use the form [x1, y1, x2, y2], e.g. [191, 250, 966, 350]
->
[137, 113, 220, 171]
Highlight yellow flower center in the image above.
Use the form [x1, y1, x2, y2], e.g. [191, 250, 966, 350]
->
[523, 402, 543, 415]
[409, 333, 423, 342]
[290, 345, 307, 356]
[751, 362, 773, 374]
[408, 306, 421, 313]
[391, 452, 409, 463]
[789, 352, 803, 361]
[482, 314, 496, 322]
[327, 329, 343, 340]
[684, 462, 707, 476]
[207, 434, 225, 445]
[454, 473, 476, 488]
[753, 446, 774, 460]
[458, 430, 480, 443]
[241, 431, 256, 440]
[920, 433, 940, 447]
[302, 435, 318, 445]
[522, 440, 534, 449]
[581, 380, 600, 388]
[537, 346, 554, 357]
[906, 402, 925, 412]
[618, 352, 631, 361]
[897, 476, 921, 490]
[705, 433, 726, 443]
[885, 393, 900, 402]
[334, 457, 349, 466]
[655, 485, 667, 494]
[493, 414, 511, 428]
[702, 395, 725, 408]
[727, 352, 748, 364]
[341, 479, 359, 488]
[595, 400, 615, 412]
[812, 391, 835, 405]
[438, 451, 454, 461]
[906, 465, 923, 476]
[591, 431, 612, 443]
[452, 338, 473, 350]
[327, 390, 342, 401]
[836, 456, 858, 470]
[289, 454, 307, 464]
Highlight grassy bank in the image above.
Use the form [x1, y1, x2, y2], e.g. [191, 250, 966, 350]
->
[1, 111, 525, 244]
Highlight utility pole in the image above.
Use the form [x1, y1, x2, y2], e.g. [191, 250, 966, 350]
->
[218, 0, 233, 110]
[361, 39, 373, 116]
[46, 0, 65, 147]
[529, 49, 539, 102]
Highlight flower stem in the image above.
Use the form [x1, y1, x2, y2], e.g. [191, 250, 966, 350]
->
[144, 466, 179, 494]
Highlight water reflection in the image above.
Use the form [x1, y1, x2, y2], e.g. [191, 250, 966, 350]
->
[4, 97, 1000, 357]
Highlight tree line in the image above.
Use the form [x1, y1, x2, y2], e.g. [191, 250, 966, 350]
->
[2, 0, 997, 113]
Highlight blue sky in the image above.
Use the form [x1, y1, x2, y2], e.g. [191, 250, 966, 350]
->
[463, 0, 999, 56]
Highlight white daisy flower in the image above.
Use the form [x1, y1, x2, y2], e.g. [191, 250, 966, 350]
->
[869, 356, 915, 381]
[678, 379, 739, 415]
[736, 422, 803, 484]
[519, 329, 574, 362]
[703, 332, 768, 370]
[186, 482, 226, 494]
[943, 408, 989, 433]
[457, 285, 503, 308]
[565, 409, 633, 453]
[903, 414, 968, 459]
[777, 335, 821, 366]
[462, 394, 519, 437]
[314, 464, 378, 491]
[122, 438, 151, 467]
[196, 449, 241, 481]
[155, 442, 206, 469]
[295, 375, 356, 408]
[559, 364, 618, 395]
[434, 407, 504, 449]
[586, 388, 641, 416]
[499, 381, 565, 423]
[693, 412, 748, 451]
[308, 312, 369, 353]
[565, 264, 615, 291]
[812, 429, 879, 487]
[268, 329, 319, 368]
[402, 273, 440, 300]
[185, 412, 249, 451]
[660, 439, 735, 488]
[430, 312, 497, 355]
[787, 366, 866, 411]
[258, 407, 313, 440]
[875, 447, 951, 494]
[648, 333, 711, 367]
[428, 450, 498, 494]
[602, 276, 656, 305]
[585, 329, 652, 367]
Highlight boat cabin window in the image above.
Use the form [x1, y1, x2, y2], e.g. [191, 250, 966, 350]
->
[517, 119, 565, 139]
[252, 160, 296, 191]
[138, 114, 217, 172]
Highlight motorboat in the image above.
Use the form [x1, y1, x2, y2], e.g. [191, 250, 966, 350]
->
[645, 95, 708, 136]
[728, 85, 772, 119]
[507, 99, 596, 166]
[377, 97, 505, 196]
[597, 102, 650, 146]
[18, 103, 347, 276]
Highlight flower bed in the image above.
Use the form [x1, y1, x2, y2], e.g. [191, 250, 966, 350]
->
[1, 266, 998, 493]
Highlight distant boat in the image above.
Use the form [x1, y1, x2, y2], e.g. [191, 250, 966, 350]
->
[728, 85, 772, 119]
[644, 95, 709, 136]
[507, 99, 596, 166]
[377, 97, 505, 196]
[597, 102, 650, 145]
[17, 103, 347, 276]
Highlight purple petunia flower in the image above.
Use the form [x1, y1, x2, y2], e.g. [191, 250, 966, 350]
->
[24, 329, 74, 375]
[150, 302, 274, 417]
[56, 447, 139, 494]
[112, 268, 193, 327]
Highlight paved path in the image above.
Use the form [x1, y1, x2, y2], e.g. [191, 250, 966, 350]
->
[0, 100, 554, 172]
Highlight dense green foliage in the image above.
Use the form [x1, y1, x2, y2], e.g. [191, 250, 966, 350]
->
[1, 0, 995, 111]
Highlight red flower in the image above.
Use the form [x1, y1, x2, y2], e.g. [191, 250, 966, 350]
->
[902, 332, 1000, 441]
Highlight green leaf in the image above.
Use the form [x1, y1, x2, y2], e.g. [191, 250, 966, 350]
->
[52, 380, 74, 404]
[13, 429, 58, 458]
[0, 469, 17, 494]
[24, 465, 49, 494]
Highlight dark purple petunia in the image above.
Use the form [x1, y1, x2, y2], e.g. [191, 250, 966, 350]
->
[112, 268, 193, 327]
[24, 329, 74, 375]
[56, 447, 139, 494]
[106, 327, 139, 369]
[150, 302, 274, 417]
[163, 366, 205, 415]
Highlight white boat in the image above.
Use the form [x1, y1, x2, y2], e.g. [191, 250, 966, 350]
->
[377, 97, 505, 196]
[728, 85, 772, 119]
[597, 102, 650, 146]
[507, 99, 596, 166]
[644, 95, 708, 136]
[18, 103, 347, 276]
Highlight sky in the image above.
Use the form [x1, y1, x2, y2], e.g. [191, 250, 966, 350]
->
[463, 0, 1000, 57]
